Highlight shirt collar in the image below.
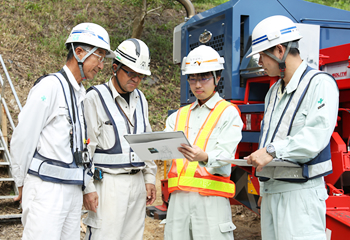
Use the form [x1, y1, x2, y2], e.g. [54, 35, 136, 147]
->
[285, 60, 307, 94]
[63, 65, 85, 93]
[108, 78, 138, 100]
[190, 92, 221, 110]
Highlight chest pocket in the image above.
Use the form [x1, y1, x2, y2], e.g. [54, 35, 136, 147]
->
[100, 120, 116, 149]
[58, 107, 71, 125]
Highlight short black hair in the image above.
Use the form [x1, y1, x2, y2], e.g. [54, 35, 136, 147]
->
[215, 70, 222, 78]
[113, 59, 122, 66]
[66, 43, 95, 61]
[266, 40, 300, 56]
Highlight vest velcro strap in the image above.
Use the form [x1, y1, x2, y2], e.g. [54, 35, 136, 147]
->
[29, 157, 84, 182]
[168, 177, 178, 188]
[168, 176, 235, 197]
[178, 176, 235, 193]
[256, 159, 332, 182]
[93, 152, 144, 165]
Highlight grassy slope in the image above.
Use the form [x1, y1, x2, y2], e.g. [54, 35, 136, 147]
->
[0, 0, 223, 133]
[0, 0, 347, 132]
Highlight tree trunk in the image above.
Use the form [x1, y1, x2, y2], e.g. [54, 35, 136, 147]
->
[132, 0, 147, 39]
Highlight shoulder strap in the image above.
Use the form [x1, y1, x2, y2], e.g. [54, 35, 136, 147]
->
[33, 74, 50, 87]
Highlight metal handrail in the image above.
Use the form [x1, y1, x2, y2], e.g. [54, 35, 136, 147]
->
[0, 55, 22, 111]
[0, 54, 23, 220]
[2, 98, 15, 130]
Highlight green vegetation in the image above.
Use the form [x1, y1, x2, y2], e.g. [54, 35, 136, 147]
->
[0, 0, 349, 131]
[306, 0, 350, 10]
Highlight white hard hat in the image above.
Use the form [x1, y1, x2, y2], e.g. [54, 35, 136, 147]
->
[114, 38, 151, 76]
[181, 45, 224, 75]
[247, 15, 302, 58]
[66, 22, 115, 58]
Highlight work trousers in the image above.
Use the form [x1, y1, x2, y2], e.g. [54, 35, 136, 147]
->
[164, 191, 235, 240]
[261, 186, 328, 240]
[84, 171, 147, 240]
[22, 174, 82, 240]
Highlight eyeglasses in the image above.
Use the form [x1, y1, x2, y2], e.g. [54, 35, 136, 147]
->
[120, 68, 146, 80]
[83, 48, 105, 63]
[187, 75, 213, 85]
[90, 52, 105, 63]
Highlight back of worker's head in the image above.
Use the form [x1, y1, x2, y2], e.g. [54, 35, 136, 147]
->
[113, 38, 151, 76]
[181, 45, 225, 85]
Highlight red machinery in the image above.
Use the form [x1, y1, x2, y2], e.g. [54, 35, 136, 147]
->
[149, 1, 350, 238]
[320, 43, 350, 238]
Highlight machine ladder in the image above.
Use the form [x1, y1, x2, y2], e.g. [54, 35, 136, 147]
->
[0, 54, 22, 222]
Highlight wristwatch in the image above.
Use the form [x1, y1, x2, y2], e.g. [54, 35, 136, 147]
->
[266, 143, 276, 158]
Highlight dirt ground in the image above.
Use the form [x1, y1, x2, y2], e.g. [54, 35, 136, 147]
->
[0, 161, 261, 240]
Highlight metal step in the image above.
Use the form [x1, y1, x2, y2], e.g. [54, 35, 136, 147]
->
[0, 177, 14, 181]
[0, 195, 17, 200]
[0, 214, 22, 223]
[0, 161, 9, 166]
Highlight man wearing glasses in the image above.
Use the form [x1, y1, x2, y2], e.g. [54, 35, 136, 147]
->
[164, 45, 243, 240]
[82, 38, 157, 240]
[10, 23, 115, 240]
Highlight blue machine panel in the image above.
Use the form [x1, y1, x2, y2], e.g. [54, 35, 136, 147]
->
[179, 0, 350, 105]
[180, 10, 233, 104]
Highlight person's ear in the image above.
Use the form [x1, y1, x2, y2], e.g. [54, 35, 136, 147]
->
[275, 44, 285, 60]
[75, 47, 85, 61]
[216, 75, 221, 85]
[112, 63, 118, 75]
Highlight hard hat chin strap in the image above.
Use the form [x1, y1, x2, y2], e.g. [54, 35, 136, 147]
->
[113, 63, 130, 93]
[213, 71, 218, 85]
[263, 41, 298, 79]
[72, 43, 98, 82]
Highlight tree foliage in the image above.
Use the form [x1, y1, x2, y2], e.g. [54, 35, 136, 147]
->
[306, 0, 350, 11]
[122, 0, 176, 38]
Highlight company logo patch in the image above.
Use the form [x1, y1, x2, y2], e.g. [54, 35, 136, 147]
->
[72, 35, 80, 41]
[318, 103, 325, 109]
[194, 61, 202, 66]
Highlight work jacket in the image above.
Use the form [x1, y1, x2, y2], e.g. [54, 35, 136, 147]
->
[11, 66, 92, 188]
[258, 65, 336, 182]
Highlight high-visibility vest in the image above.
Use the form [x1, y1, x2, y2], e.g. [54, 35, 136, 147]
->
[28, 72, 93, 188]
[87, 84, 146, 168]
[168, 99, 238, 198]
[257, 66, 336, 182]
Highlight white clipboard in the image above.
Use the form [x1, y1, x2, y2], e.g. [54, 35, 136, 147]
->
[217, 159, 300, 167]
[124, 131, 190, 161]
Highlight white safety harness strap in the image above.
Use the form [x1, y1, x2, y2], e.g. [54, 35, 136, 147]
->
[28, 72, 92, 187]
[90, 84, 146, 168]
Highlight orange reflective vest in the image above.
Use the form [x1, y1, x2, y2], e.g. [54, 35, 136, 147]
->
[168, 99, 239, 198]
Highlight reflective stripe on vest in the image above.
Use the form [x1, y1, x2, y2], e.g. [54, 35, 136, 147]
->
[89, 84, 146, 168]
[168, 99, 238, 198]
[28, 73, 92, 186]
[258, 66, 334, 182]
